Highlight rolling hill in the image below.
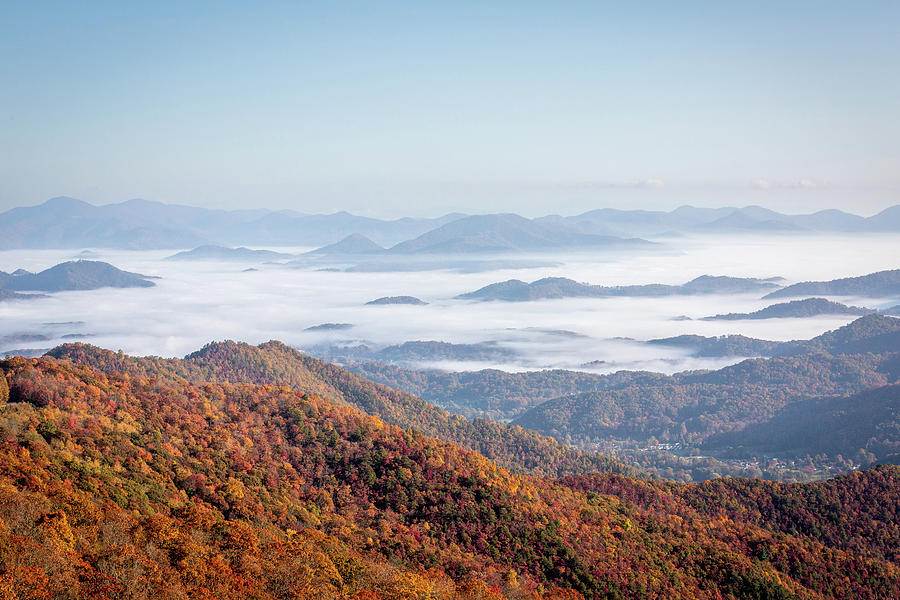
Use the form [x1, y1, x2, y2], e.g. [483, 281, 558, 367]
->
[704, 384, 900, 460]
[458, 274, 782, 302]
[387, 214, 653, 254]
[646, 334, 784, 357]
[764, 269, 900, 299]
[0, 350, 898, 598]
[44, 340, 629, 478]
[511, 316, 900, 450]
[365, 296, 428, 305]
[540, 204, 898, 237]
[165, 245, 295, 261]
[0, 260, 155, 292]
[346, 362, 668, 420]
[702, 297, 875, 320]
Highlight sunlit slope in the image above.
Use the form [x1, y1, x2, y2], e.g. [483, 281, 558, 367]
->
[1, 355, 898, 598]
[45, 340, 631, 478]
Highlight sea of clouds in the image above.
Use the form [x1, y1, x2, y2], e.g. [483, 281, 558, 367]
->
[1, 233, 898, 374]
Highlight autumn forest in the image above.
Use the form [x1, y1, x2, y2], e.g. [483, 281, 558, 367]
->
[0, 335, 898, 599]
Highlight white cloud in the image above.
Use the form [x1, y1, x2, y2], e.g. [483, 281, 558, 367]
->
[1, 233, 898, 373]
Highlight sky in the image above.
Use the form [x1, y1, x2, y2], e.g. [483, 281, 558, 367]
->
[1, 1, 898, 217]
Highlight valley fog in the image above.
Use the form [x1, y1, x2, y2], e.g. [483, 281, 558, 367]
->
[1, 232, 898, 374]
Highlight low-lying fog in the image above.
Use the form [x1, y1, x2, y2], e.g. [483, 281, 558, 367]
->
[2, 233, 898, 374]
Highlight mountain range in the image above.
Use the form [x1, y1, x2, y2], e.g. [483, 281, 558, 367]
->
[309, 340, 517, 367]
[510, 315, 900, 465]
[764, 269, 900, 299]
[459, 269, 900, 303]
[3, 196, 899, 250]
[313, 315, 900, 435]
[537, 204, 900, 237]
[165, 245, 295, 261]
[646, 334, 785, 357]
[306, 314, 899, 468]
[306, 233, 386, 254]
[458, 274, 783, 301]
[1, 336, 898, 598]
[702, 297, 875, 320]
[384, 213, 653, 254]
[0, 197, 461, 249]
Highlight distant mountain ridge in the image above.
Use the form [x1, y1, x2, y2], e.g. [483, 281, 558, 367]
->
[0, 289, 44, 302]
[0, 197, 464, 249]
[647, 314, 900, 358]
[309, 340, 516, 365]
[764, 268, 900, 299]
[647, 334, 784, 357]
[365, 296, 427, 305]
[703, 297, 875, 320]
[458, 274, 782, 301]
[165, 245, 294, 261]
[539, 203, 898, 237]
[385, 213, 653, 254]
[511, 315, 900, 454]
[306, 233, 385, 254]
[3, 197, 897, 250]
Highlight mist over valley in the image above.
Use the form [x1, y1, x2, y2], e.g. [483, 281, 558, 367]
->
[2, 218, 897, 375]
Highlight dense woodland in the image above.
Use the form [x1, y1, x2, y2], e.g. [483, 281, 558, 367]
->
[339, 317, 900, 481]
[344, 315, 899, 422]
[1, 354, 899, 599]
[47, 315, 900, 484]
[704, 385, 900, 460]
[45, 341, 630, 479]
[343, 365, 666, 421]
[513, 352, 889, 444]
[511, 316, 899, 475]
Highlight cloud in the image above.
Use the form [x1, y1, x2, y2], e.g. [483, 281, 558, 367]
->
[751, 178, 819, 190]
[573, 179, 665, 190]
[1, 233, 898, 374]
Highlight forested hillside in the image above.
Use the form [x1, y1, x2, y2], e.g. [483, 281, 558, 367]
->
[339, 316, 900, 424]
[1, 355, 898, 599]
[512, 317, 899, 459]
[45, 341, 630, 478]
[344, 364, 668, 420]
[704, 385, 900, 460]
[513, 353, 891, 445]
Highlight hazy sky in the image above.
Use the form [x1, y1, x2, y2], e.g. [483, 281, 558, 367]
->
[2, 1, 898, 217]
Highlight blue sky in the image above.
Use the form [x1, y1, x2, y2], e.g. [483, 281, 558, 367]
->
[1, 1, 898, 216]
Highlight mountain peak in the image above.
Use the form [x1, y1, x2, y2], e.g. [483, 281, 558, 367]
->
[42, 196, 94, 210]
[308, 233, 384, 255]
